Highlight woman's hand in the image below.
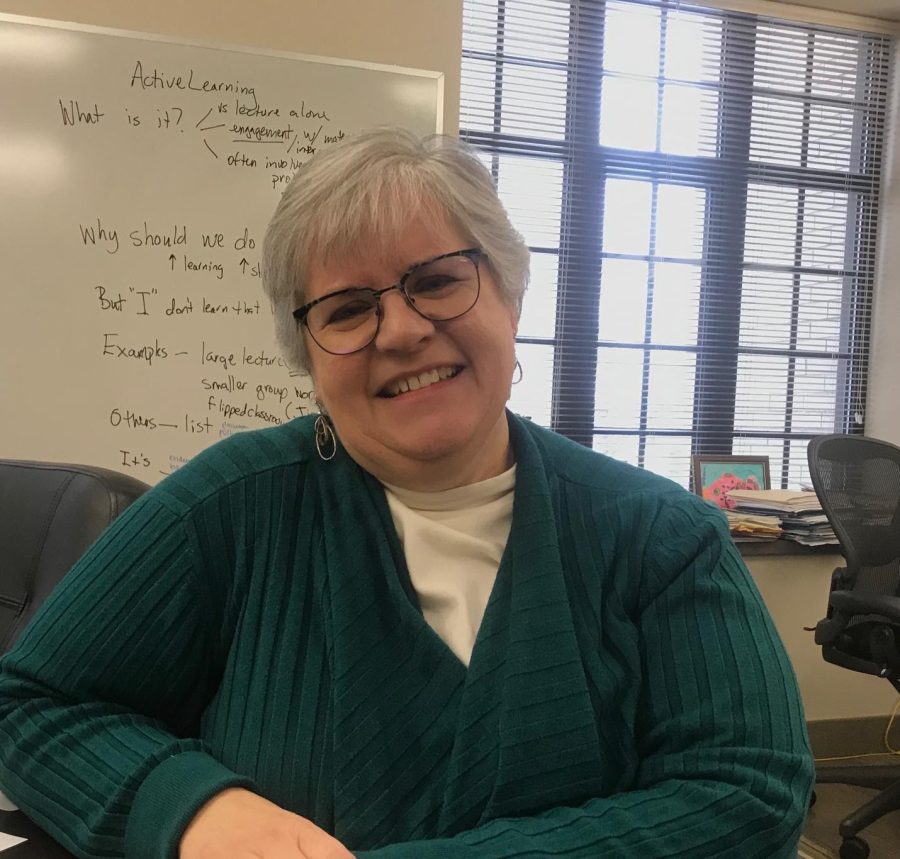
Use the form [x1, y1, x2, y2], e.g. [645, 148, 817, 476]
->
[179, 787, 355, 859]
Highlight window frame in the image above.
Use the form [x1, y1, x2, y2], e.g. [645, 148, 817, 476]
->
[460, 0, 890, 488]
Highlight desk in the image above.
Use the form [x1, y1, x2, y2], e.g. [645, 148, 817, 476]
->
[0, 810, 74, 858]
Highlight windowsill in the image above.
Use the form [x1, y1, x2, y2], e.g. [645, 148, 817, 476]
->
[736, 539, 843, 557]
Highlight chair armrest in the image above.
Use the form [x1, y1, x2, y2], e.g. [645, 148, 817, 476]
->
[830, 590, 900, 625]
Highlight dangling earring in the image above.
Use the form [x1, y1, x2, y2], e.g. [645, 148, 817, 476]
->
[314, 409, 337, 461]
[512, 358, 523, 385]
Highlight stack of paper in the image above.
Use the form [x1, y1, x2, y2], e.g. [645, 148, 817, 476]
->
[723, 509, 783, 542]
[725, 489, 839, 547]
[726, 489, 822, 514]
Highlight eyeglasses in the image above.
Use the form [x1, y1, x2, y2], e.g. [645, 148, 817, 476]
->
[294, 248, 482, 356]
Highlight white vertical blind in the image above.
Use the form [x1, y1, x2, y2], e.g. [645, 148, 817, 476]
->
[460, 0, 891, 490]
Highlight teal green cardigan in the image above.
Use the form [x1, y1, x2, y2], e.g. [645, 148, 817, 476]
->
[0, 414, 813, 858]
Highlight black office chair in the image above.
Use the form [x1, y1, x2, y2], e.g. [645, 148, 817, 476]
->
[807, 433, 900, 859]
[0, 459, 150, 655]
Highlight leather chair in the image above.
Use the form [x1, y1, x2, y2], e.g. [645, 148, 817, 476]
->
[0, 459, 150, 655]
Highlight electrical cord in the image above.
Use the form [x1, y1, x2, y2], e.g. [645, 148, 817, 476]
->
[813, 695, 900, 763]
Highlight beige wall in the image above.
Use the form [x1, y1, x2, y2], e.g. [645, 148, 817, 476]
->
[0, 1, 463, 133]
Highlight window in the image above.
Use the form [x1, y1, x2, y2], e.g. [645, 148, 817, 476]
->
[460, 0, 891, 489]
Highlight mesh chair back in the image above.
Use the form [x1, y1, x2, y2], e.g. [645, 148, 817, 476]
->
[807, 438, 900, 859]
[807, 435, 900, 599]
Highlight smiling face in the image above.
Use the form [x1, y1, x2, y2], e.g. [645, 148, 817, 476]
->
[305, 212, 520, 490]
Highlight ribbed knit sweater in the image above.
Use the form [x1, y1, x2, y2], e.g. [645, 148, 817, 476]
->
[0, 413, 813, 859]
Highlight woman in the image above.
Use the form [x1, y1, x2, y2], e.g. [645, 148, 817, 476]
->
[0, 129, 813, 859]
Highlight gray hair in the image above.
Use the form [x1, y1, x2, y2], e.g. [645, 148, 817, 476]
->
[261, 128, 530, 375]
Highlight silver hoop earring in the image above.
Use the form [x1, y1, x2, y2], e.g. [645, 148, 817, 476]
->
[314, 412, 337, 461]
[512, 359, 523, 385]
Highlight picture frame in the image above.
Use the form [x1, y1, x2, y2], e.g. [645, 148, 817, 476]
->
[691, 455, 771, 509]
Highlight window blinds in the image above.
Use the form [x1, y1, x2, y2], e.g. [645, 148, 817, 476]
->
[460, 0, 891, 490]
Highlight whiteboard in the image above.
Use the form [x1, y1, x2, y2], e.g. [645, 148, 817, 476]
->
[0, 14, 442, 483]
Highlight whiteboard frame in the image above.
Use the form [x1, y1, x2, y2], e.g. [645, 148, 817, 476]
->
[0, 12, 445, 133]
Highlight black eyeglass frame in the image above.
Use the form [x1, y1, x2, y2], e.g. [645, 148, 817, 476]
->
[293, 247, 483, 356]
